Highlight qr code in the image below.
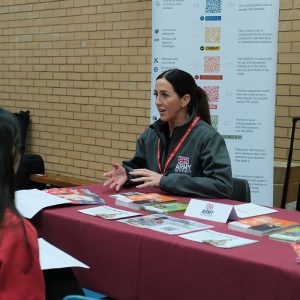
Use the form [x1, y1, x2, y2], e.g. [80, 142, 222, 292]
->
[204, 56, 220, 73]
[205, 27, 221, 43]
[203, 86, 219, 109]
[211, 115, 219, 131]
[206, 0, 222, 13]
[203, 86, 219, 102]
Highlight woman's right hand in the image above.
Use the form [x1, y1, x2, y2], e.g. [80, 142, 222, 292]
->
[103, 162, 128, 191]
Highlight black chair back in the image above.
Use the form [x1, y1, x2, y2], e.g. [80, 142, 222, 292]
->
[230, 178, 251, 203]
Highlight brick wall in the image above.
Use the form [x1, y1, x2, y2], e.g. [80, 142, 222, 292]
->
[277, 0, 300, 161]
[0, 0, 298, 182]
[0, 0, 152, 181]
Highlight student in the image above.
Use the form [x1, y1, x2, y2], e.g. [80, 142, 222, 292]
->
[0, 108, 45, 299]
[104, 68, 232, 198]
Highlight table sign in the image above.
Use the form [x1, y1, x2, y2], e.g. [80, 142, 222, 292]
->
[184, 199, 237, 223]
[234, 203, 277, 219]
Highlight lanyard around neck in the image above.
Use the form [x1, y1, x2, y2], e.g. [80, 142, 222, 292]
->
[157, 116, 200, 174]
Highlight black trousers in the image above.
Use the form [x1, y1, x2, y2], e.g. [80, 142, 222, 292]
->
[43, 268, 84, 300]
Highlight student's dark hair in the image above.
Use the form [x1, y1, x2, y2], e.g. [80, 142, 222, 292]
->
[0, 107, 33, 272]
[156, 69, 211, 125]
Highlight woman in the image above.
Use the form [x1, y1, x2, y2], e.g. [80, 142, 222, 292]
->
[104, 69, 232, 198]
[0, 108, 45, 299]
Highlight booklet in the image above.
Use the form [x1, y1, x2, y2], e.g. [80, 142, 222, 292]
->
[45, 187, 105, 205]
[269, 226, 300, 243]
[180, 230, 258, 249]
[78, 205, 142, 220]
[144, 202, 188, 214]
[228, 216, 298, 237]
[111, 192, 177, 210]
[118, 214, 213, 235]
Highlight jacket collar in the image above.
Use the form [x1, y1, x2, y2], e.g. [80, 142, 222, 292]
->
[151, 113, 198, 136]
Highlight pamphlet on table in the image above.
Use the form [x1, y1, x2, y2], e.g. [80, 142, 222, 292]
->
[78, 205, 142, 220]
[144, 202, 188, 213]
[228, 216, 298, 237]
[38, 238, 89, 270]
[180, 230, 258, 249]
[16, 189, 71, 218]
[269, 226, 300, 243]
[45, 187, 105, 204]
[111, 192, 177, 210]
[15, 188, 105, 219]
[118, 213, 213, 235]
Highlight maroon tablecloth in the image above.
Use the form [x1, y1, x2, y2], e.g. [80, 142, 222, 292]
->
[33, 184, 300, 300]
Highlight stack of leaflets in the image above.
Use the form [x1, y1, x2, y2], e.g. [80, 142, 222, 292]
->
[228, 216, 298, 237]
[45, 187, 105, 205]
[118, 214, 213, 235]
[180, 230, 258, 248]
[269, 226, 300, 243]
[78, 205, 142, 220]
[290, 243, 300, 263]
[144, 202, 188, 213]
[111, 192, 177, 210]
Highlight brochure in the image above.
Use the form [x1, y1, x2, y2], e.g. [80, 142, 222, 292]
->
[118, 214, 213, 235]
[111, 192, 177, 210]
[45, 187, 105, 204]
[16, 189, 71, 219]
[269, 226, 300, 243]
[180, 230, 258, 249]
[78, 205, 142, 220]
[228, 216, 298, 237]
[145, 202, 188, 213]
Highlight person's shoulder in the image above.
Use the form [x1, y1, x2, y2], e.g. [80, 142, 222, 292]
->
[193, 119, 226, 145]
[1, 209, 37, 245]
[195, 119, 218, 135]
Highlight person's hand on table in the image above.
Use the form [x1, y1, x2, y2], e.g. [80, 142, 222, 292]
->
[129, 169, 163, 188]
[103, 162, 127, 191]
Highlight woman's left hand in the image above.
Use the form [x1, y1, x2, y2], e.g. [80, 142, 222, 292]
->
[129, 169, 163, 188]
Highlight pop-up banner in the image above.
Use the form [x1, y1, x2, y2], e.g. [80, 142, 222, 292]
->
[151, 0, 280, 206]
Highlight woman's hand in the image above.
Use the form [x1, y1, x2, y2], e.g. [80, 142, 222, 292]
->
[129, 169, 163, 188]
[103, 162, 127, 191]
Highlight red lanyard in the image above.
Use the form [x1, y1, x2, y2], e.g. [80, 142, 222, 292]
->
[157, 116, 200, 174]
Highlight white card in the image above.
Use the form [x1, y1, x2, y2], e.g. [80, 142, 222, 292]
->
[184, 199, 237, 223]
[234, 203, 277, 219]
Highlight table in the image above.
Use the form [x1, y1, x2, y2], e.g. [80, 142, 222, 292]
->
[33, 184, 300, 300]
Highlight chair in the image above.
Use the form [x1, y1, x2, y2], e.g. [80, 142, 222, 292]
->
[230, 178, 251, 203]
[63, 288, 109, 300]
[63, 296, 100, 300]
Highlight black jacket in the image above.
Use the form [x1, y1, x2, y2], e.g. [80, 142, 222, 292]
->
[123, 117, 233, 199]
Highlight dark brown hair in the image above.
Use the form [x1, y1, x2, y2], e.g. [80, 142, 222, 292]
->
[156, 69, 211, 125]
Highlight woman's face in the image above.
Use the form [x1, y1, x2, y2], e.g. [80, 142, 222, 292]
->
[154, 78, 190, 127]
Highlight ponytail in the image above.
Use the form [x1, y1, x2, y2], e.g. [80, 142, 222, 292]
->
[190, 87, 211, 125]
